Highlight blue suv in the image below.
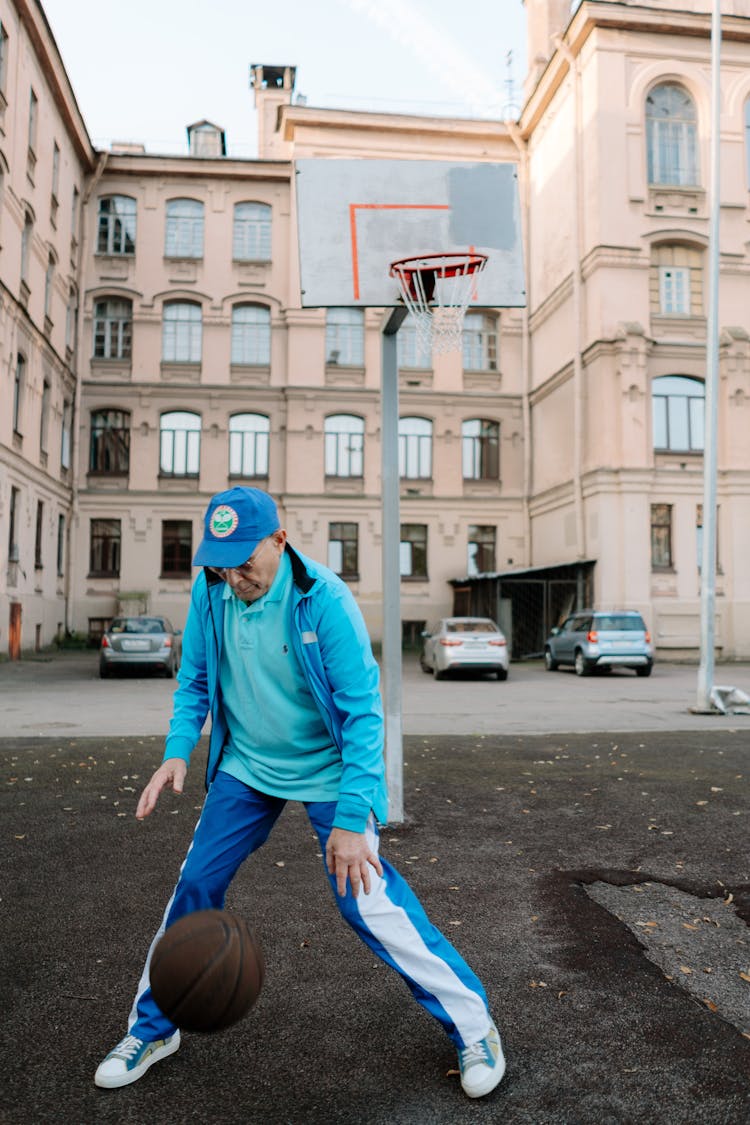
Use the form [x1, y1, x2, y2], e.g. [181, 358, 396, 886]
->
[544, 611, 653, 677]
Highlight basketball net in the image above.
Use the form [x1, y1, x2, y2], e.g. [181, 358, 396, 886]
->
[389, 252, 488, 356]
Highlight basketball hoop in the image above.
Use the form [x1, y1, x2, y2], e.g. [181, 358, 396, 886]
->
[389, 251, 488, 355]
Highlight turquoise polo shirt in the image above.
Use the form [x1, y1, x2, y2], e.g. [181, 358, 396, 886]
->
[217, 551, 342, 801]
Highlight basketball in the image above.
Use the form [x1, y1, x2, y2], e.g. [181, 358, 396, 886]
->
[149, 909, 264, 1033]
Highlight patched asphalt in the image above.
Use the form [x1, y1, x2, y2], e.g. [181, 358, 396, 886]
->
[2, 730, 749, 1124]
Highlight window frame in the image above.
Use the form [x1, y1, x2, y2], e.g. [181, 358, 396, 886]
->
[467, 525, 496, 576]
[462, 312, 498, 372]
[232, 201, 272, 261]
[462, 418, 500, 481]
[324, 414, 365, 478]
[646, 82, 699, 188]
[162, 301, 202, 364]
[159, 410, 201, 477]
[230, 303, 271, 366]
[400, 523, 428, 579]
[399, 416, 432, 480]
[650, 503, 673, 571]
[652, 375, 705, 453]
[325, 308, 365, 366]
[165, 198, 204, 259]
[96, 195, 136, 256]
[161, 519, 193, 578]
[328, 521, 359, 580]
[228, 412, 270, 478]
[89, 409, 131, 475]
[93, 298, 133, 360]
[89, 518, 121, 577]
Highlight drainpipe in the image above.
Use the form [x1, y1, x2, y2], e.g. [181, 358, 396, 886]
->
[555, 36, 587, 573]
[506, 120, 532, 566]
[65, 150, 108, 635]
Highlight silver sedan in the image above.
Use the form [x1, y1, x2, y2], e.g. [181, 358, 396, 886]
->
[99, 616, 182, 679]
[420, 617, 509, 681]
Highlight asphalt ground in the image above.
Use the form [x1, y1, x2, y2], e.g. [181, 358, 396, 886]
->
[2, 726, 749, 1124]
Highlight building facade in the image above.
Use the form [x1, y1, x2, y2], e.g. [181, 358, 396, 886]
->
[3, 1, 750, 660]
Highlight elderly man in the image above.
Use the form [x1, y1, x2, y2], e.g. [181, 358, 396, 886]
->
[95, 487, 505, 1099]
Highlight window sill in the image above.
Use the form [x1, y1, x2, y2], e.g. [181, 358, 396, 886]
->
[160, 361, 201, 382]
[90, 358, 132, 381]
[401, 575, 429, 583]
[647, 184, 705, 219]
[94, 252, 135, 261]
[325, 363, 365, 387]
[229, 363, 270, 385]
[651, 314, 706, 339]
[159, 572, 193, 581]
[88, 572, 120, 580]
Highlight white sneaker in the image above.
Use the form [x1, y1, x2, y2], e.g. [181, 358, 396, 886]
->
[458, 1020, 506, 1098]
[94, 1031, 181, 1089]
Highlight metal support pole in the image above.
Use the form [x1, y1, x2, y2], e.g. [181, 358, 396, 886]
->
[696, 0, 721, 712]
[381, 306, 407, 823]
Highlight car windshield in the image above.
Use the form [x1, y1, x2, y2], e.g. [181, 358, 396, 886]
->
[110, 618, 166, 634]
[446, 620, 498, 633]
[594, 615, 645, 631]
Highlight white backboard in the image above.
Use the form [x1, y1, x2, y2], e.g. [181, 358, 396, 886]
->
[295, 159, 526, 308]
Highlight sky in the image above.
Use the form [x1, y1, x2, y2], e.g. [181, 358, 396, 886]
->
[40, 0, 528, 158]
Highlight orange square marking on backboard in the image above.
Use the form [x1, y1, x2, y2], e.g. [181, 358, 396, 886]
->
[349, 203, 450, 301]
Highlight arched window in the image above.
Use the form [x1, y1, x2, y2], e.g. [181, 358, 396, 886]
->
[231, 304, 270, 365]
[97, 195, 136, 255]
[652, 375, 704, 452]
[326, 308, 364, 366]
[94, 298, 132, 359]
[397, 315, 432, 369]
[89, 409, 131, 474]
[324, 414, 364, 477]
[399, 417, 432, 479]
[229, 413, 270, 478]
[462, 419, 500, 480]
[160, 411, 201, 476]
[162, 301, 202, 363]
[646, 83, 699, 187]
[165, 198, 204, 258]
[233, 202, 271, 261]
[462, 313, 498, 371]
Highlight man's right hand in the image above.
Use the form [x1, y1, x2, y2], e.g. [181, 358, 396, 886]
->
[135, 758, 187, 820]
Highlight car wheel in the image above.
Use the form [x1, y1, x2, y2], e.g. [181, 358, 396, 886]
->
[544, 648, 558, 671]
[99, 663, 109, 679]
[496, 668, 508, 681]
[574, 650, 591, 677]
[419, 656, 432, 674]
[434, 668, 446, 681]
[636, 663, 653, 677]
[164, 657, 175, 679]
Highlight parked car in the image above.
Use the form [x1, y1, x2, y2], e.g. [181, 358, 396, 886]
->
[99, 616, 182, 679]
[420, 617, 509, 680]
[544, 610, 653, 676]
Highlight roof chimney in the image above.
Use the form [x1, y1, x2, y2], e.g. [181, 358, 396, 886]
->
[250, 64, 296, 159]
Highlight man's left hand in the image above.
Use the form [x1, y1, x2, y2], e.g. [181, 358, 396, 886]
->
[326, 827, 384, 897]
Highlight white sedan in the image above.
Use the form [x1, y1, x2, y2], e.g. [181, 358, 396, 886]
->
[419, 617, 509, 681]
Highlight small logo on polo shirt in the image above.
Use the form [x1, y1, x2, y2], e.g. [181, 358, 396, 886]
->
[210, 505, 239, 538]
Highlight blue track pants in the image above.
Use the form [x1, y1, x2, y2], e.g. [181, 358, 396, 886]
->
[128, 771, 490, 1048]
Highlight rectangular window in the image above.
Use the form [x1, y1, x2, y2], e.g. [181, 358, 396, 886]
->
[8, 486, 20, 562]
[13, 354, 24, 433]
[28, 88, 38, 153]
[325, 429, 364, 477]
[400, 524, 428, 579]
[97, 196, 136, 256]
[233, 203, 271, 260]
[161, 520, 192, 578]
[659, 266, 690, 315]
[89, 518, 121, 576]
[34, 500, 43, 568]
[651, 504, 672, 570]
[397, 323, 432, 369]
[40, 381, 50, 453]
[467, 525, 496, 576]
[61, 401, 72, 469]
[57, 513, 65, 576]
[328, 522, 359, 580]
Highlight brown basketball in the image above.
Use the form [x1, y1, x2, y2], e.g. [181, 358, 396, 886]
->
[149, 909, 264, 1033]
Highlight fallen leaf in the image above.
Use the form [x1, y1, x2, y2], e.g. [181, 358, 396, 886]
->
[739, 972, 750, 983]
[703, 999, 718, 1012]
[275, 861, 285, 867]
[679, 966, 694, 975]
[682, 923, 698, 931]
[446, 1068, 460, 1077]
[723, 893, 734, 905]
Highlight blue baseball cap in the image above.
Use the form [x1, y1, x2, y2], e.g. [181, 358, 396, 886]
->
[193, 487, 281, 568]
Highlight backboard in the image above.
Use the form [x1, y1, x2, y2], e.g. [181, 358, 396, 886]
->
[295, 159, 525, 309]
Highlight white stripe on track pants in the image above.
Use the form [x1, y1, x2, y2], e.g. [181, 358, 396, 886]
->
[128, 770, 491, 1048]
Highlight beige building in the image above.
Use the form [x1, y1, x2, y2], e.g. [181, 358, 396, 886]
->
[3, 1, 750, 661]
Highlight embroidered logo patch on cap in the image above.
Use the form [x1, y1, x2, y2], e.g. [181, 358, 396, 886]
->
[209, 505, 239, 538]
